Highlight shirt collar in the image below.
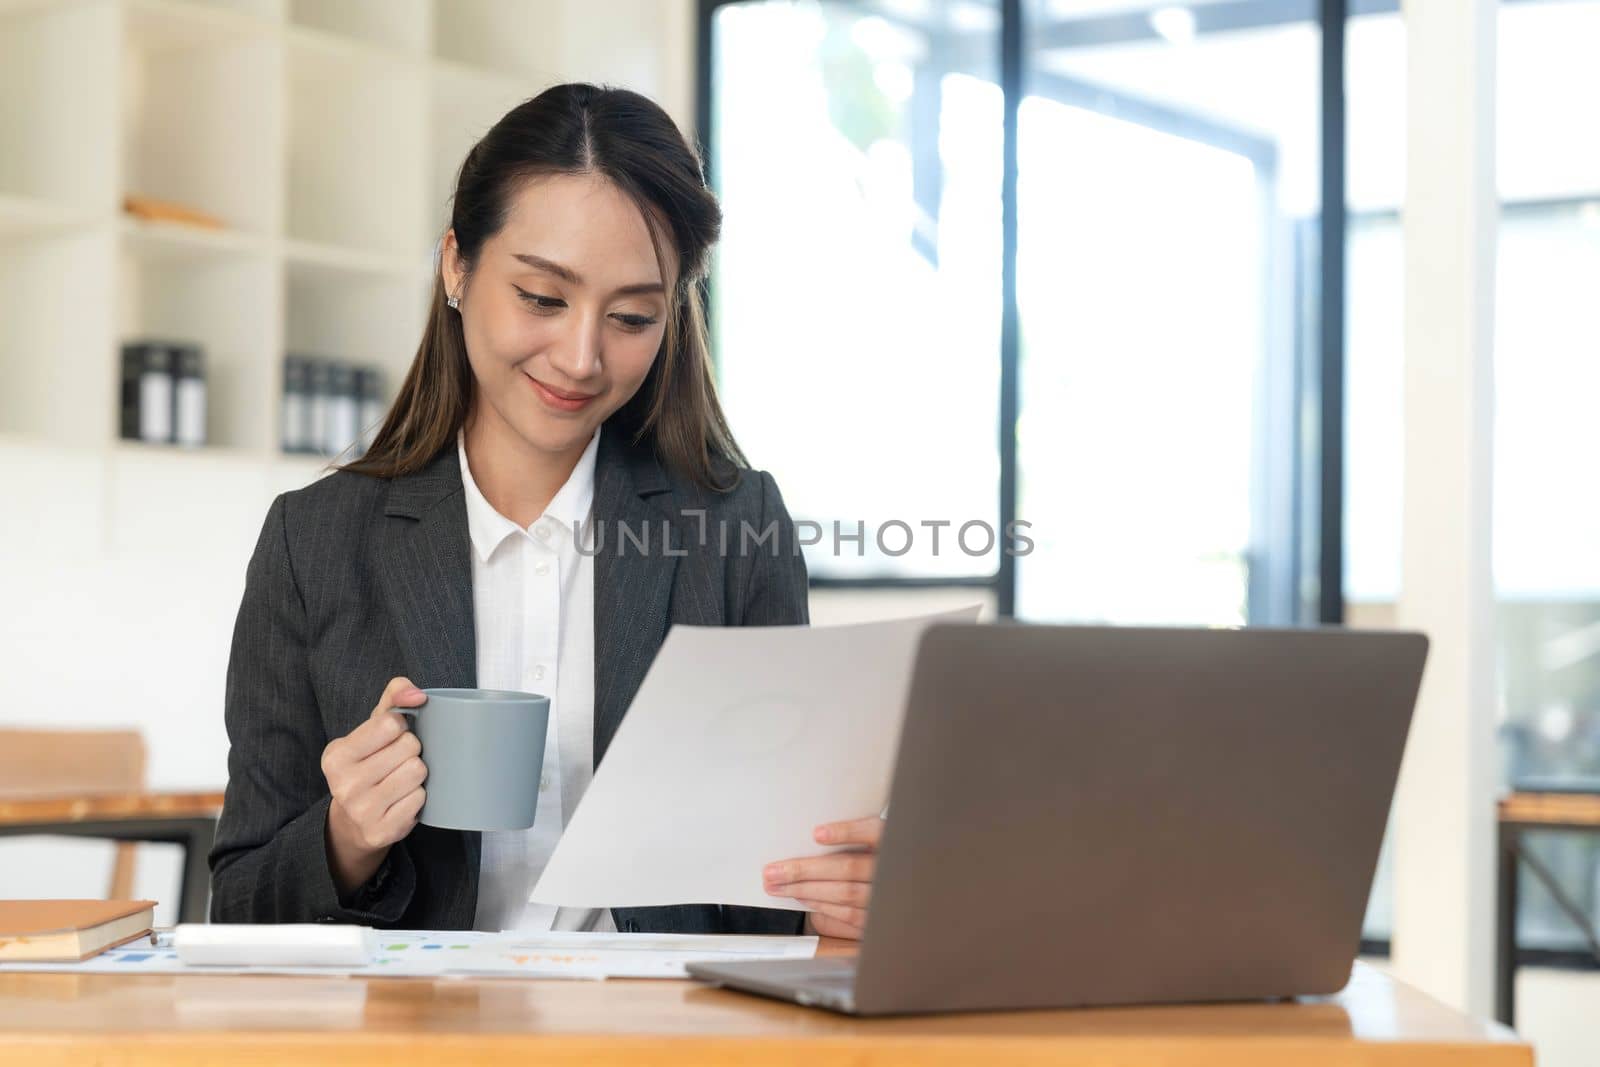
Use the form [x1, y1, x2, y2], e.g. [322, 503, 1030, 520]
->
[457, 428, 600, 563]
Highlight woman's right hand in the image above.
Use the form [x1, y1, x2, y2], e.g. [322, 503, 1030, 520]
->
[321, 676, 429, 899]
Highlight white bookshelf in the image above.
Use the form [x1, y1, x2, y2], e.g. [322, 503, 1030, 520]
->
[0, 0, 612, 462]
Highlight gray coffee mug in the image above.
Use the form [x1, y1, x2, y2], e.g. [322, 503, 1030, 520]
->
[399, 688, 550, 831]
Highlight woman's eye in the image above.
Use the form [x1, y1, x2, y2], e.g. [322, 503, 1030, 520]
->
[515, 287, 564, 311]
[614, 314, 659, 332]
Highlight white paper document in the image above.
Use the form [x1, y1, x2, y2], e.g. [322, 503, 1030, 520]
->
[531, 606, 982, 910]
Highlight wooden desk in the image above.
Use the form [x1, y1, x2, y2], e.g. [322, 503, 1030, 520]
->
[0, 950, 1528, 1066]
[1495, 789, 1600, 1025]
[0, 790, 225, 924]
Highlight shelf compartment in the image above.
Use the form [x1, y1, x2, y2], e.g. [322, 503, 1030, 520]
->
[285, 256, 429, 451]
[0, 1, 119, 212]
[122, 0, 284, 237]
[0, 229, 118, 446]
[286, 32, 427, 258]
[118, 236, 279, 451]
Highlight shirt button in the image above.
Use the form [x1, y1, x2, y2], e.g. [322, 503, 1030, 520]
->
[533, 664, 546, 681]
[540, 774, 550, 792]
[535, 524, 551, 541]
[535, 561, 550, 576]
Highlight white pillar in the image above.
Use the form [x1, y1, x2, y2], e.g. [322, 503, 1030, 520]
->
[1391, 0, 1498, 1018]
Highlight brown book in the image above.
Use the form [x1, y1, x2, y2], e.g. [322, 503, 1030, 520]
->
[121, 194, 225, 231]
[0, 900, 156, 962]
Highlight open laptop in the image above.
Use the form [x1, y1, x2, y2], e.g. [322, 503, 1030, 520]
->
[687, 621, 1428, 1015]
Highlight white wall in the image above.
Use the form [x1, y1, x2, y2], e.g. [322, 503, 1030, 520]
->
[0, 439, 315, 924]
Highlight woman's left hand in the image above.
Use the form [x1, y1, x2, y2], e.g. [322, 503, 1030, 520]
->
[764, 814, 884, 940]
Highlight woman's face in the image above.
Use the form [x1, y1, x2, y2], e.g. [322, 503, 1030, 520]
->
[443, 173, 674, 458]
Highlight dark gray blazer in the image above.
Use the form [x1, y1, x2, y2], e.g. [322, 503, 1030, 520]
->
[209, 422, 810, 934]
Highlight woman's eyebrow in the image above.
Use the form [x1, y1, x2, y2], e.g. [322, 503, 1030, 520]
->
[511, 252, 664, 296]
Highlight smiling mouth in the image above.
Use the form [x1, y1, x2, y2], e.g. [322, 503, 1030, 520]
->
[526, 373, 600, 410]
[524, 374, 597, 399]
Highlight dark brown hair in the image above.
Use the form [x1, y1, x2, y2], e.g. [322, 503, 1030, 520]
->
[336, 82, 745, 490]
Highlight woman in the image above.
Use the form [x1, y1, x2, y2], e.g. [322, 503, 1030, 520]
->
[209, 83, 880, 939]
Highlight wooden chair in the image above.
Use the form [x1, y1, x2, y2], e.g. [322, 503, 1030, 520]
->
[0, 729, 148, 899]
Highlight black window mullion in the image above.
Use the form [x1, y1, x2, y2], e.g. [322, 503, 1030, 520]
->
[1317, 0, 1348, 625]
[998, 0, 1022, 618]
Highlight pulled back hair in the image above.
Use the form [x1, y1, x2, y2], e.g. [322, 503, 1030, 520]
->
[337, 82, 745, 490]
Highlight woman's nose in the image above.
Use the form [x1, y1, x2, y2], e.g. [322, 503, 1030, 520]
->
[549, 312, 604, 379]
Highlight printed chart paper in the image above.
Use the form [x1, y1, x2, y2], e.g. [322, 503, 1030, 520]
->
[0, 929, 817, 980]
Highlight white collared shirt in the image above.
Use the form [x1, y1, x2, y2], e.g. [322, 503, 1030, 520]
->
[459, 428, 614, 933]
